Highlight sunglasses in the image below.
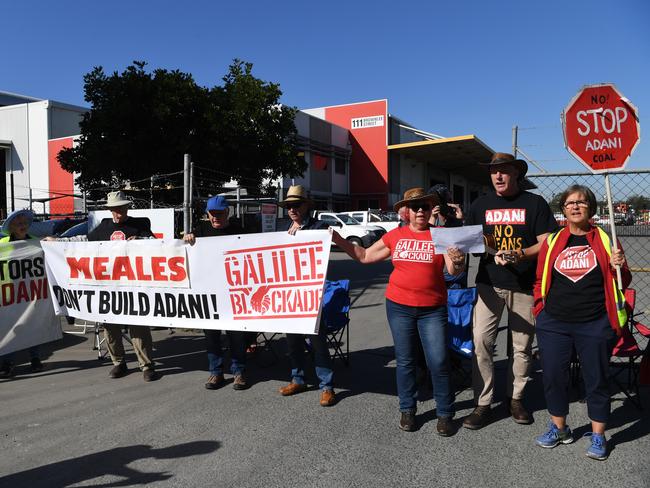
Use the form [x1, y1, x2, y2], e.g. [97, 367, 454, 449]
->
[286, 202, 304, 210]
[407, 202, 432, 212]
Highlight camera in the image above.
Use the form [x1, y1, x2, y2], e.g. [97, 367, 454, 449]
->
[428, 184, 455, 218]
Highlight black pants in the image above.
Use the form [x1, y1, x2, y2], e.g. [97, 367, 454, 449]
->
[536, 310, 616, 423]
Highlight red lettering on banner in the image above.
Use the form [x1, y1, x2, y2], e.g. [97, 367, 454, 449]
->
[485, 209, 526, 225]
[67, 257, 92, 279]
[66, 255, 187, 283]
[1, 278, 49, 307]
[93, 257, 110, 280]
[223, 241, 327, 319]
[167, 257, 187, 282]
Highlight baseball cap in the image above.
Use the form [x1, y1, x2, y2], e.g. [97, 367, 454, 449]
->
[205, 195, 230, 212]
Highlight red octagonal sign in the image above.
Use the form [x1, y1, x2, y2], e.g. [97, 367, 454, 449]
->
[562, 83, 640, 173]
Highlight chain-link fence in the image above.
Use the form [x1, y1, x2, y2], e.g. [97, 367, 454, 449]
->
[528, 169, 650, 320]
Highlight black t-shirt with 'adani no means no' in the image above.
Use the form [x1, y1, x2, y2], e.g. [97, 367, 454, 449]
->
[466, 190, 558, 292]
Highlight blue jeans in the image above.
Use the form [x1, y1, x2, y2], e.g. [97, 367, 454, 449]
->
[386, 299, 454, 417]
[286, 328, 334, 391]
[205, 330, 246, 375]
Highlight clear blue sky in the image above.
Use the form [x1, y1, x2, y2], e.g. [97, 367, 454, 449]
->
[2, 0, 649, 173]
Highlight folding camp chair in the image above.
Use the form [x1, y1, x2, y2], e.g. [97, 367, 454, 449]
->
[319, 279, 351, 365]
[610, 288, 649, 409]
[252, 331, 280, 367]
[446, 287, 477, 391]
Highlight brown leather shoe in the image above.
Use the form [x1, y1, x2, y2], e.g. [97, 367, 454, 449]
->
[399, 412, 416, 432]
[233, 373, 248, 391]
[279, 382, 308, 396]
[143, 369, 160, 382]
[509, 398, 532, 424]
[205, 374, 225, 390]
[436, 416, 455, 437]
[109, 363, 128, 379]
[462, 405, 492, 430]
[320, 389, 336, 406]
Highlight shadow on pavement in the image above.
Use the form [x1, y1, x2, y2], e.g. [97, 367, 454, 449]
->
[0, 440, 220, 488]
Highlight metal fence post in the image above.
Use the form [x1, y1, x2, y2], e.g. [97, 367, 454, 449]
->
[183, 154, 191, 235]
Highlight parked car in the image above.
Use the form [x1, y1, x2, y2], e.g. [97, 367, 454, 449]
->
[338, 210, 400, 233]
[317, 212, 386, 247]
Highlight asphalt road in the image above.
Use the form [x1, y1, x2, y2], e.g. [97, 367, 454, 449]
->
[1, 253, 649, 488]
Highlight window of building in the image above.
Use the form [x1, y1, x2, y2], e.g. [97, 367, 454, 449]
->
[334, 157, 346, 175]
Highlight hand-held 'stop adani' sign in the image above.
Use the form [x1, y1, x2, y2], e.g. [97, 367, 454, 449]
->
[562, 83, 640, 173]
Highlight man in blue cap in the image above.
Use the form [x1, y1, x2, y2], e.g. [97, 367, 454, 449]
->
[184, 195, 250, 390]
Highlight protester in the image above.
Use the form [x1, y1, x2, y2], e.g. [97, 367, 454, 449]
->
[0, 210, 43, 377]
[332, 188, 466, 436]
[276, 185, 336, 407]
[184, 195, 250, 391]
[533, 185, 630, 461]
[46, 191, 160, 382]
[463, 152, 558, 429]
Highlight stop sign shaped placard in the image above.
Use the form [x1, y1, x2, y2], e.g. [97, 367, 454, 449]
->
[562, 83, 640, 173]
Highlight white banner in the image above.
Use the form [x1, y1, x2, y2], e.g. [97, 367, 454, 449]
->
[42, 231, 332, 334]
[0, 240, 62, 355]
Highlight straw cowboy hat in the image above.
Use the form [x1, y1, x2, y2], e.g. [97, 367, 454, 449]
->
[393, 187, 440, 212]
[278, 185, 313, 208]
[481, 152, 528, 178]
[105, 191, 131, 208]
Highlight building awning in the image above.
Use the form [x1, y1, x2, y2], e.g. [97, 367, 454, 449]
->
[0, 139, 12, 149]
[388, 135, 495, 185]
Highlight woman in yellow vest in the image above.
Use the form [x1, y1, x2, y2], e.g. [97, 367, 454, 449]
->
[532, 185, 631, 461]
[0, 210, 44, 377]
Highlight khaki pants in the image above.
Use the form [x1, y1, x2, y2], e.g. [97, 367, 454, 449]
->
[104, 324, 154, 371]
[472, 283, 535, 406]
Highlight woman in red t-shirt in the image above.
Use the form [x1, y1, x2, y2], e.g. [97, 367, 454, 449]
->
[332, 188, 466, 437]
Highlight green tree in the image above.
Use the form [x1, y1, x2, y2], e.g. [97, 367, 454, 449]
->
[58, 60, 305, 199]
[626, 194, 650, 212]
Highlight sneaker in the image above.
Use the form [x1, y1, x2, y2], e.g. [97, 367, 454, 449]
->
[584, 432, 608, 460]
[109, 363, 128, 379]
[143, 369, 160, 382]
[399, 412, 416, 432]
[436, 416, 455, 437]
[0, 362, 15, 379]
[462, 405, 492, 430]
[30, 358, 44, 373]
[233, 373, 248, 391]
[205, 374, 225, 390]
[535, 422, 574, 448]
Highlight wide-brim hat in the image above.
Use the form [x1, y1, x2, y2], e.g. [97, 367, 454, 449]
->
[278, 185, 313, 208]
[1, 209, 34, 234]
[393, 187, 440, 212]
[481, 152, 528, 178]
[105, 191, 131, 208]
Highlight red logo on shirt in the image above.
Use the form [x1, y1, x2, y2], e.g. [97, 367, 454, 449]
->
[110, 231, 126, 241]
[554, 245, 597, 283]
[392, 239, 435, 262]
[485, 208, 526, 225]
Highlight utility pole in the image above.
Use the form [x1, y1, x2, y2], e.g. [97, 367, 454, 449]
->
[512, 125, 518, 157]
[183, 154, 191, 235]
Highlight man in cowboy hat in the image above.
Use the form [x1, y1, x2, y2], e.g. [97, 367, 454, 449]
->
[88, 191, 159, 381]
[463, 152, 557, 429]
[276, 185, 336, 406]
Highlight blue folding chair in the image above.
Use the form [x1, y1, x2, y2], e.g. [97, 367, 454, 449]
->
[446, 287, 477, 390]
[320, 279, 351, 365]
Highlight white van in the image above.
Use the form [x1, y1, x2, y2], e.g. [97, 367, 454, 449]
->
[317, 212, 386, 247]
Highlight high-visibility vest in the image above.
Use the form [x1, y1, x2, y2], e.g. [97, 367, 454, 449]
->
[540, 227, 627, 328]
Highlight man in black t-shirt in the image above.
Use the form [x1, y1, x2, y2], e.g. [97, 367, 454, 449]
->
[184, 195, 250, 391]
[91, 191, 159, 382]
[463, 153, 558, 429]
